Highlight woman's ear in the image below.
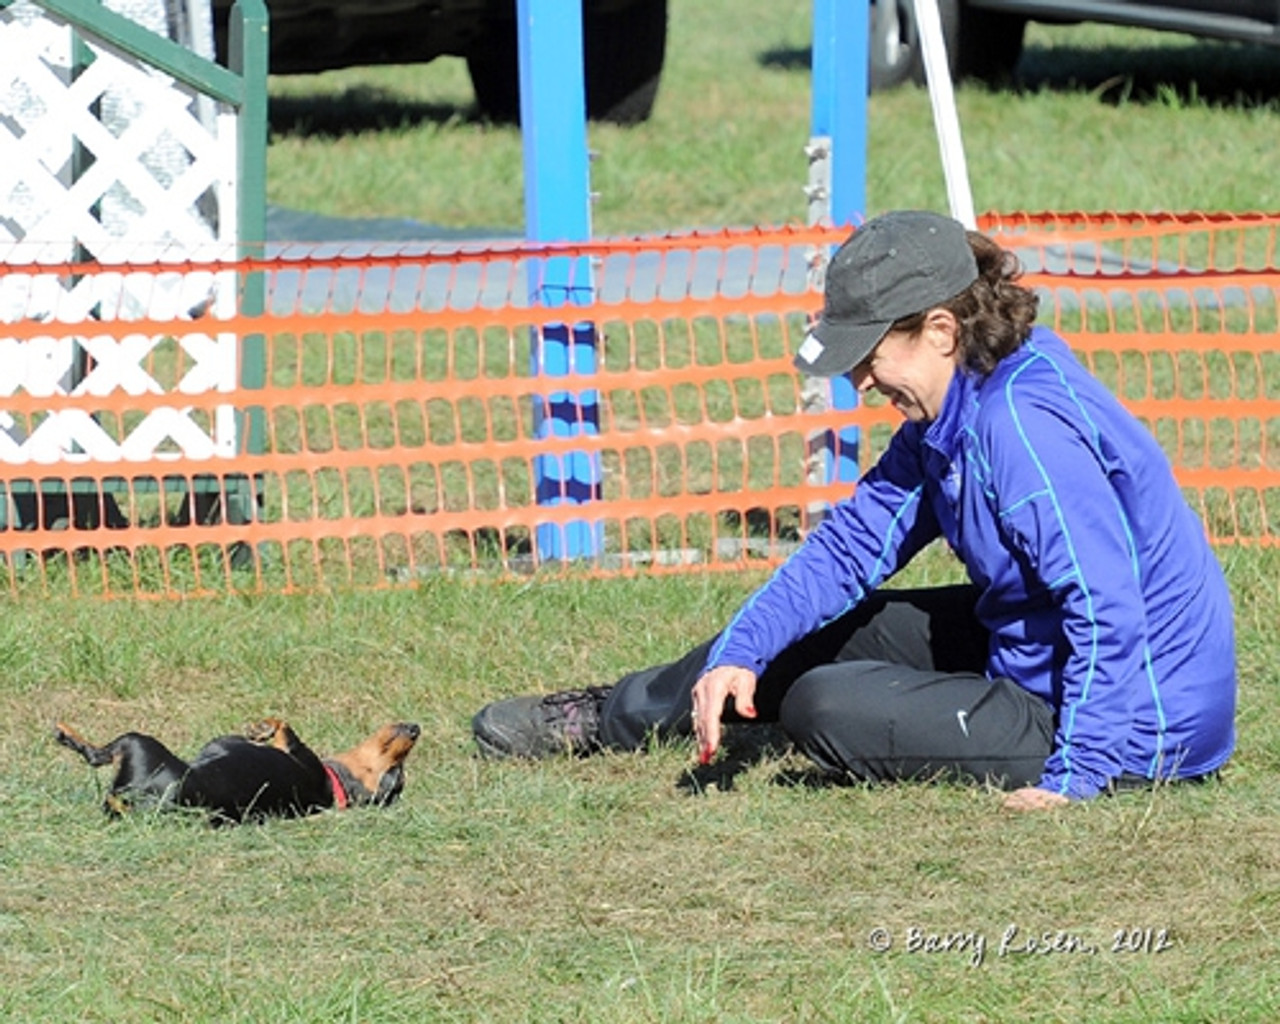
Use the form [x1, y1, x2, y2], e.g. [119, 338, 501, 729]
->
[924, 308, 960, 356]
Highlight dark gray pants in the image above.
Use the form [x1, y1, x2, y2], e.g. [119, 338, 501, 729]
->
[598, 585, 1055, 790]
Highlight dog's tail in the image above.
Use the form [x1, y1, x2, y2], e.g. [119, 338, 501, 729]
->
[53, 722, 116, 767]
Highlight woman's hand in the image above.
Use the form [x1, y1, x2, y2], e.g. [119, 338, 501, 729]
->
[691, 665, 759, 764]
[1001, 786, 1070, 812]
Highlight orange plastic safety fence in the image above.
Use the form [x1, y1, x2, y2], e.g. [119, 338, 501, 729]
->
[1, 214, 1278, 599]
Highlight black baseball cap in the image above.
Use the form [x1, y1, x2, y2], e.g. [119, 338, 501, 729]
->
[794, 210, 979, 377]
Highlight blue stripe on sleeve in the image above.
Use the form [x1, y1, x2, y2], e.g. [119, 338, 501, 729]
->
[1003, 341, 1169, 792]
[1001, 356, 1099, 796]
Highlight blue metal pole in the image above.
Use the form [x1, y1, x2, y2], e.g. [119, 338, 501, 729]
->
[810, 0, 868, 484]
[813, 0, 868, 227]
[517, 0, 601, 560]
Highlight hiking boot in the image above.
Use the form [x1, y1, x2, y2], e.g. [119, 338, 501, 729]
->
[472, 686, 612, 760]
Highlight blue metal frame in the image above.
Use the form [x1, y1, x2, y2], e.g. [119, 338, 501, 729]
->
[512, 0, 872, 554]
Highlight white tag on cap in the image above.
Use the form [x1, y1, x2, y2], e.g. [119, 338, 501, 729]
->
[797, 333, 825, 365]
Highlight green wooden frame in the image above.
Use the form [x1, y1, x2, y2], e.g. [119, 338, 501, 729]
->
[0, 0, 270, 538]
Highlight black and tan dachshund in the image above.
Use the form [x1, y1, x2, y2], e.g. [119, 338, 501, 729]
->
[54, 717, 420, 824]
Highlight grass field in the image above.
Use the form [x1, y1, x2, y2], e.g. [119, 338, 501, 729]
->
[6, 2, 1280, 1021]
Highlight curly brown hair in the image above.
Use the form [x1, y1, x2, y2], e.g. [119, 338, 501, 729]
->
[889, 231, 1040, 376]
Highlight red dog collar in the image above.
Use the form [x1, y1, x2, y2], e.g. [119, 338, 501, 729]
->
[322, 762, 349, 809]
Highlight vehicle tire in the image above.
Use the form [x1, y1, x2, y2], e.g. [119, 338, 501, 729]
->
[869, 0, 959, 91]
[584, 0, 667, 124]
[868, 0, 1023, 91]
[466, 0, 667, 125]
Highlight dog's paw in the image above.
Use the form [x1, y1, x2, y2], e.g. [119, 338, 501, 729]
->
[244, 718, 289, 747]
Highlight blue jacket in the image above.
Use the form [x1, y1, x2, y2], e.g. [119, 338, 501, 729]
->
[707, 327, 1236, 799]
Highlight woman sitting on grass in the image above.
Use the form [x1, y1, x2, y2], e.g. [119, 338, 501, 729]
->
[472, 209, 1237, 811]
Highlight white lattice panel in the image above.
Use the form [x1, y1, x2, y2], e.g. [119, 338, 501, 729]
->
[0, 0, 240, 469]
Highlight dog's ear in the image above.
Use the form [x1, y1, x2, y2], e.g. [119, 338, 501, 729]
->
[372, 764, 407, 805]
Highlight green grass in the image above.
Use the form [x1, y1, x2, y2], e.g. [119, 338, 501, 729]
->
[7, 557, 1280, 1022]
[6, 3, 1280, 1021]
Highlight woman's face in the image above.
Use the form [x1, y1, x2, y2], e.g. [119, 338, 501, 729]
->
[850, 309, 959, 423]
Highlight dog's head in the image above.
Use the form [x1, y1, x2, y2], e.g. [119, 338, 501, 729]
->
[324, 722, 421, 808]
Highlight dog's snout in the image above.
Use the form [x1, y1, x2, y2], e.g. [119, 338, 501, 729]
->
[399, 723, 421, 742]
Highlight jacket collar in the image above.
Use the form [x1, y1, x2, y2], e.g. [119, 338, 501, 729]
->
[923, 332, 1044, 460]
[922, 365, 976, 462]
